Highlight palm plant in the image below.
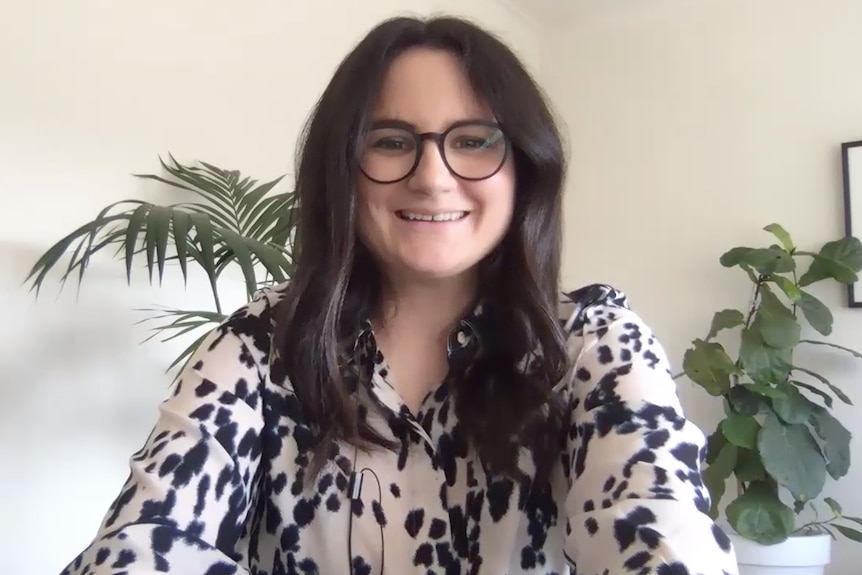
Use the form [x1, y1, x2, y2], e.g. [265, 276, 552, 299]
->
[25, 154, 296, 373]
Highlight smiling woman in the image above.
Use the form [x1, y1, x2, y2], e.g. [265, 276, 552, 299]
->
[355, 48, 516, 291]
[59, 14, 739, 575]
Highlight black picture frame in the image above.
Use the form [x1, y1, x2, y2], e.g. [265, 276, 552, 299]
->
[841, 140, 862, 307]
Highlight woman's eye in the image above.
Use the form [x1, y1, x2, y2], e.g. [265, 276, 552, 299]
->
[454, 137, 492, 150]
[372, 138, 411, 151]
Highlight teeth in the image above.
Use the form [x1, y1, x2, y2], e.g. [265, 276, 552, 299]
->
[400, 211, 466, 222]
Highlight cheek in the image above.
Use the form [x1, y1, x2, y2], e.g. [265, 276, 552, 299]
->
[355, 182, 393, 244]
[477, 174, 516, 229]
[356, 182, 391, 216]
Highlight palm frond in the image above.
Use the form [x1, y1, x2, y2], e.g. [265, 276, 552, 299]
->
[137, 307, 226, 342]
[137, 307, 228, 380]
[27, 154, 296, 374]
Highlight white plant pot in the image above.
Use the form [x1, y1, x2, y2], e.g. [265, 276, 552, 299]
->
[730, 532, 831, 575]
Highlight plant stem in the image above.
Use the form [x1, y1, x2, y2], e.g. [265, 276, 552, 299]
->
[744, 276, 764, 330]
[730, 275, 764, 386]
[791, 268, 800, 317]
[793, 519, 833, 535]
[208, 275, 223, 315]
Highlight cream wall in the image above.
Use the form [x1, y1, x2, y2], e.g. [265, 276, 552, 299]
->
[544, 1, 862, 573]
[6, 0, 862, 573]
[0, 2, 539, 573]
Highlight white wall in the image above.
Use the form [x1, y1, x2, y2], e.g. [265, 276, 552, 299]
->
[0, 1, 540, 573]
[544, 1, 862, 573]
[9, 0, 861, 573]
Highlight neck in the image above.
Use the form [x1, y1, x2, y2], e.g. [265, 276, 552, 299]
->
[375, 271, 478, 338]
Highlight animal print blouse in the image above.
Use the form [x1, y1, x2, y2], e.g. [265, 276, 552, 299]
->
[60, 283, 738, 575]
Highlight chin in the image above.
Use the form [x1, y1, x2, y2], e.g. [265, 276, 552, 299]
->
[401, 259, 475, 281]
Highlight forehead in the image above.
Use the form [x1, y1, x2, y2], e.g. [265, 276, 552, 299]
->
[372, 47, 495, 130]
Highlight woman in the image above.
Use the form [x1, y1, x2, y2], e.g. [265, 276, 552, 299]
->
[62, 15, 737, 575]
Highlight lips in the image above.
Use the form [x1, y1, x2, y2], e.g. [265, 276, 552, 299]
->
[396, 210, 468, 222]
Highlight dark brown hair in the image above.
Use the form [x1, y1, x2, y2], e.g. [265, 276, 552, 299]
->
[273, 15, 569, 482]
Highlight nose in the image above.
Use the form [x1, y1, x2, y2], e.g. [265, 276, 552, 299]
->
[408, 139, 456, 194]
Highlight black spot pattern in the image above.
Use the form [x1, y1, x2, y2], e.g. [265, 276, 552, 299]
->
[59, 284, 737, 575]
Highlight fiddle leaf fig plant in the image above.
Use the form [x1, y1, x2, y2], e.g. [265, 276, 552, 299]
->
[24, 154, 296, 373]
[677, 223, 862, 545]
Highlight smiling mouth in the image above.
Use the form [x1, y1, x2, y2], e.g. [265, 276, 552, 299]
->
[396, 210, 469, 222]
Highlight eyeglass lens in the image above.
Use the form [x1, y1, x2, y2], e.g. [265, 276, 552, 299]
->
[360, 123, 506, 183]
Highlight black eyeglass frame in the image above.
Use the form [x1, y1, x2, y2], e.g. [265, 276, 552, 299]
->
[358, 119, 510, 184]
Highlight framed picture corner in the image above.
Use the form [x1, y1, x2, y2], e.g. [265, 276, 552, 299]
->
[840, 140, 862, 307]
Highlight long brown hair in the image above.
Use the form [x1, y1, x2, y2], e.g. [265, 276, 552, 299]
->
[273, 15, 569, 482]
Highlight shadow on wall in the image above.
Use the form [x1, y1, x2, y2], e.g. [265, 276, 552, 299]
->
[0, 242, 169, 436]
[0, 240, 207, 574]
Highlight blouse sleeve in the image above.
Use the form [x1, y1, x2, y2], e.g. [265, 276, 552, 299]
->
[560, 285, 738, 575]
[59, 306, 269, 575]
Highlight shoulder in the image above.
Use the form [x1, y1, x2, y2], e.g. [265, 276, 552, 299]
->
[194, 282, 289, 370]
[558, 282, 675, 395]
[558, 282, 668, 369]
[559, 282, 634, 336]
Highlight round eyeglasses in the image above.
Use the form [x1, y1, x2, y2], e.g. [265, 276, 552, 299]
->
[359, 120, 509, 184]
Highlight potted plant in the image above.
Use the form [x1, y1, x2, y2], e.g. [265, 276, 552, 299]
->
[24, 154, 296, 372]
[677, 223, 862, 574]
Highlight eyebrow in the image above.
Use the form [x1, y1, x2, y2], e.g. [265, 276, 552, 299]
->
[369, 117, 496, 131]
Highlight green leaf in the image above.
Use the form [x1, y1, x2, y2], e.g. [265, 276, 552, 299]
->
[721, 413, 761, 450]
[758, 412, 827, 502]
[704, 440, 737, 519]
[771, 383, 814, 424]
[702, 468, 726, 520]
[728, 385, 769, 416]
[710, 440, 738, 479]
[768, 275, 802, 302]
[24, 201, 137, 296]
[705, 429, 728, 465]
[726, 480, 795, 545]
[237, 175, 285, 225]
[721, 247, 795, 275]
[746, 383, 787, 398]
[810, 406, 852, 480]
[188, 213, 216, 274]
[217, 228, 259, 298]
[824, 497, 842, 517]
[735, 448, 768, 482]
[834, 525, 862, 542]
[158, 156, 237, 227]
[216, 229, 290, 287]
[799, 254, 857, 286]
[821, 236, 862, 271]
[740, 327, 791, 385]
[797, 291, 833, 336]
[137, 308, 225, 344]
[132, 173, 193, 193]
[245, 193, 292, 240]
[145, 205, 172, 284]
[797, 237, 862, 286]
[706, 309, 745, 340]
[799, 339, 862, 359]
[793, 380, 834, 408]
[794, 367, 853, 405]
[720, 247, 754, 267]
[682, 339, 737, 395]
[761, 284, 794, 312]
[176, 201, 234, 231]
[172, 210, 191, 285]
[764, 223, 795, 252]
[754, 310, 800, 349]
[124, 204, 149, 283]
